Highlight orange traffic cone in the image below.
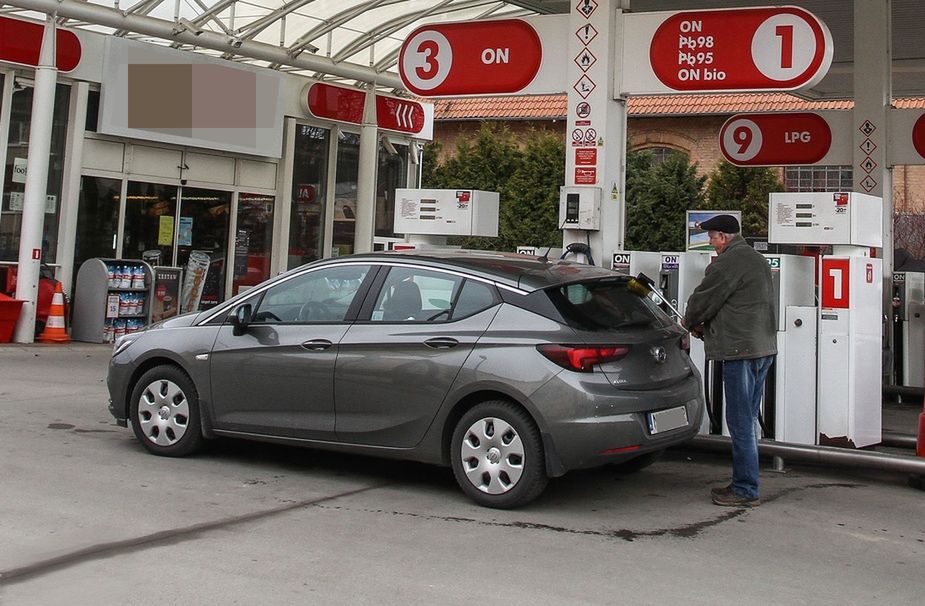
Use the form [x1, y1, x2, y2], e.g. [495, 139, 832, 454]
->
[38, 281, 69, 343]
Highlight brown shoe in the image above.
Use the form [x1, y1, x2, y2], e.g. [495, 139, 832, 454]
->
[712, 490, 760, 507]
[711, 484, 734, 498]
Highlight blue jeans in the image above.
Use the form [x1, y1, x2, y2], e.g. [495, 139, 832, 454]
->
[723, 356, 775, 499]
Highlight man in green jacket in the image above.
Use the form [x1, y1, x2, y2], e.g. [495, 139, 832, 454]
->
[683, 214, 777, 507]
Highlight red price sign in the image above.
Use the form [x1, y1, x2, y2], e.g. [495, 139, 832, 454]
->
[719, 112, 832, 165]
[399, 20, 542, 96]
[821, 258, 851, 309]
[649, 7, 832, 92]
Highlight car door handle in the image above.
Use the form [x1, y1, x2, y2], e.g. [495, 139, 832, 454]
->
[301, 339, 333, 351]
[424, 337, 459, 349]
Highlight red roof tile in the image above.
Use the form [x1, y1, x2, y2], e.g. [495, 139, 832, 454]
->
[432, 93, 925, 120]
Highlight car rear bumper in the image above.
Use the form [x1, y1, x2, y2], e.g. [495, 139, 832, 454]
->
[532, 371, 704, 472]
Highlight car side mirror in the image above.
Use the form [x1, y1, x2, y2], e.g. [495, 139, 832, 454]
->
[231, 303, 252, 336]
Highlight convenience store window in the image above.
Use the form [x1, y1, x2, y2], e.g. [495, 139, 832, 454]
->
[374, 140, 409, 239]
[288, 124, 330, 269]
[0, 81, 70, 263]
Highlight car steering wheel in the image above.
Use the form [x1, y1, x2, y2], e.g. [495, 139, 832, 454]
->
[298, 301, 327, 322]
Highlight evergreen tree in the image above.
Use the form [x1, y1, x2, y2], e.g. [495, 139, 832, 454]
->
[422, 123, 566, 251]
[702, 161, 783, 237]
[497, 129, 565, 250]
[625, 153, 706, 251]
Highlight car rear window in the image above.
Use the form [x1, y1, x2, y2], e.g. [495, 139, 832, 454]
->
[545, 279, 671, 330]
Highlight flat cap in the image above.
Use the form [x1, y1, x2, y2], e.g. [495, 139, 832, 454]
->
[698, 214, 740, 234]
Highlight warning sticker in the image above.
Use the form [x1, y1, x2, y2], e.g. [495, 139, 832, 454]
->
[575, 148, 597, 166]
[575, 167, 596, 184]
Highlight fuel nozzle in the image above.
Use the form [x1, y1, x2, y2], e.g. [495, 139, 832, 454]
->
[630, 272, 684, 322]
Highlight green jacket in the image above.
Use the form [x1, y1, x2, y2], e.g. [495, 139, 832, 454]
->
[683, 236, 778, 361]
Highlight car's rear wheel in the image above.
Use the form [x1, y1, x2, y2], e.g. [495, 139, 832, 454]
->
[130, 365, 203, 457]
[450, 400, 547, 509]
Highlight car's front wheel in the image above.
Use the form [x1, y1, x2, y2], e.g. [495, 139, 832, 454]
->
[450, 400, 548, 509]
[130, 365, 204, 457]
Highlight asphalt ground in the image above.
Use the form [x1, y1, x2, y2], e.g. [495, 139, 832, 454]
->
[1, 343, 922, 605]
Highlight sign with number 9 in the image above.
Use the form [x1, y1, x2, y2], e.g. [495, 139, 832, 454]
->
[721, 118, 762, 162]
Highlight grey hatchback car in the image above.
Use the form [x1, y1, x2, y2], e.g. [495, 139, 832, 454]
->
[108, 250, 703, 508]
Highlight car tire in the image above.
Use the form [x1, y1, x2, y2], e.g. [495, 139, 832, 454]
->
[130, 365, 204, 457]
[610, 449, 665, 474]
[450, 400, 548, 509]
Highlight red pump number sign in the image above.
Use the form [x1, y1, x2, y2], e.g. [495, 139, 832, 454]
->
[821, 258, 851, 309]
[399, 19, 542, 96]
[648, 6, 832, 92]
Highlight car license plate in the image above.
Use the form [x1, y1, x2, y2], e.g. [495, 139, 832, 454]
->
[647, 406, 688, 434]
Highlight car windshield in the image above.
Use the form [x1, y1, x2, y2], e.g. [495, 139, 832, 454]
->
[546, 278, 672, 331]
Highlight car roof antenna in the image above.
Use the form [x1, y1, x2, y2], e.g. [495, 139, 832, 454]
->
[537, 247, 550, 263]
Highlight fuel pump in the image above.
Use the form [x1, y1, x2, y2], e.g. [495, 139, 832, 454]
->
[769, 192, 883, 448]
[763, 254, 817, 445]
[658, 252, 712, 433]
[610, 251, 661, 277]
[892, 271, 925, 388]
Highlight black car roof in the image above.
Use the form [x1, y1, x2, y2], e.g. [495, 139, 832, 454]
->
[339, 249, 621, 292]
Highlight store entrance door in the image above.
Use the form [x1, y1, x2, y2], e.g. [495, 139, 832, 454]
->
[121, 181, 230, 311]
[175, 187, 231, 310]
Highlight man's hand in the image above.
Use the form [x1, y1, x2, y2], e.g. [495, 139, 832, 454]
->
[689, 324, 705, 339]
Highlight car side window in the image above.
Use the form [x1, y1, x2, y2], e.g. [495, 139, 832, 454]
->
[252, 265, 370, 324]
[370, 267, 462, 323]
[450, 279, 498, 320]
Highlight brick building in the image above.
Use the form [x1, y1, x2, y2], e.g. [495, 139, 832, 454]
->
[432, 93, 925, 212]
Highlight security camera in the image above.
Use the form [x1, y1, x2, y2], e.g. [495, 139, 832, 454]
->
[228, 37, 244, 48]
[180, 179, 188, 186]
[380, 137, 398, 156]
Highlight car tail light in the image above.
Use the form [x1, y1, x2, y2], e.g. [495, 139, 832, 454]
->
[537, 344, 631, 372]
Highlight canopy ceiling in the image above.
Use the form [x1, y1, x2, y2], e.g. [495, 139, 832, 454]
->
[1, 0, 923, 98]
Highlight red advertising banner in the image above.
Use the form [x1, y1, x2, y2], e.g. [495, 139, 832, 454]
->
[305, 83, 365, 124]
[913, 114, 925, 160]
[376, 96, 426, 134]
[0, 16, 82, 72]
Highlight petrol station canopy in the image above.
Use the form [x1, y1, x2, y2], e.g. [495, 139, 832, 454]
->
[3, 0, 925, 99]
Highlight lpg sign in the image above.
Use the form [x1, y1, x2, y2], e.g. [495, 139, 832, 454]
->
[719, 111, 852, 166]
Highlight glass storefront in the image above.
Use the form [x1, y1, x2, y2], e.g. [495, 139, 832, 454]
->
[176, 188, 231, 310]
[121, 181, 230, 310]
[375, 141, 409, 239]
[122, 181, 178, 265]
[74, 175, 121, 284]
[289, 124, 330, 268]
[0, 81, 70, 263]
[333, 132, 359, 256]
[233, 193, 274, 295]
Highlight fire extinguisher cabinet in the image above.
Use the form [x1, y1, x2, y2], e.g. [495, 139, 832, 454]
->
[72, 258, 153, 343]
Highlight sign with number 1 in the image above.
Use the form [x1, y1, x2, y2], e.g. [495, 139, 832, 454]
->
[622, 6, 834, 95]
